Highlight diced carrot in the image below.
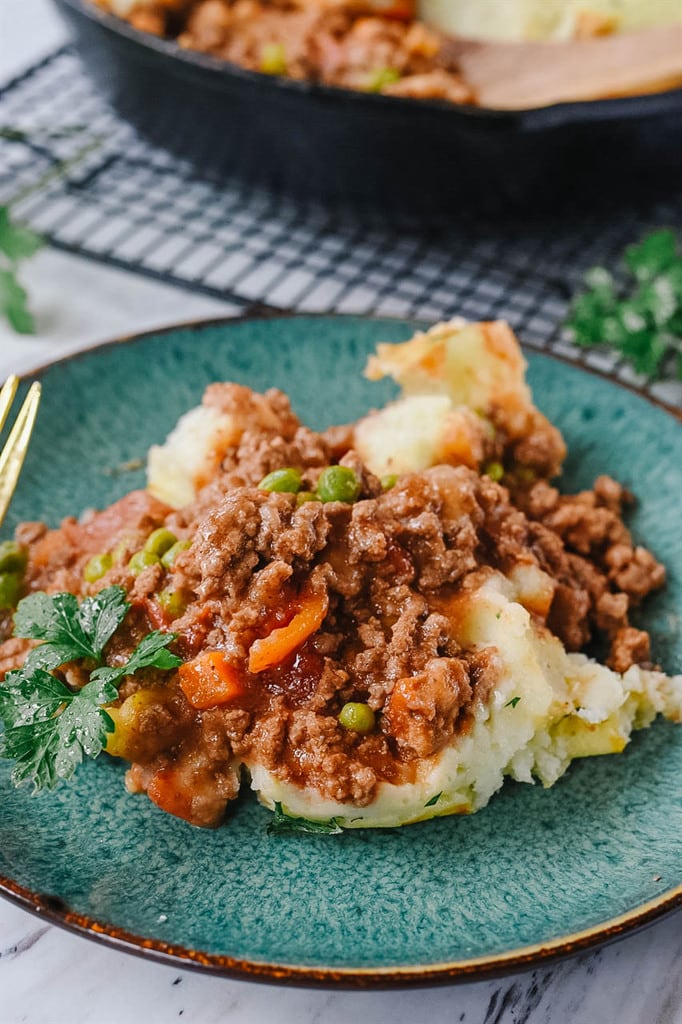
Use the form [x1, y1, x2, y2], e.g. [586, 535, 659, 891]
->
[147, 769, 195, 823]
[248, 588, 329, 674]
[178, 650, 244, 709]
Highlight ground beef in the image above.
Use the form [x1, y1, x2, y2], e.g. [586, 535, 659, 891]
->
[96, 0, 475, 104]
[609, 626, 653, 675]
[1, 383, 666, 825]
[594, 590, 629, 634]
[18, 490, 172, 598]
[0, 636, 32, 676]
[500, 409, 567, 480]
[383, 656, 472, 759]
[516, 475, 665, 666]
[285, 709, 379, 804]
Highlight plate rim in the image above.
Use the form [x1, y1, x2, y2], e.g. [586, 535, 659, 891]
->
[0, 869, 680, 989]
[1, 311, 681, 988]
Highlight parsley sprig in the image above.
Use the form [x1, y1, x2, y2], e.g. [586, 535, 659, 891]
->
[0, 122, 104, 334]
[0, 586, 182, 792]
[0, 205, 43, 334]
[566, 228, 682, 380]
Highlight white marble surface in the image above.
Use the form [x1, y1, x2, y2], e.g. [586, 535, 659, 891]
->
[0, 4, 681, 1022]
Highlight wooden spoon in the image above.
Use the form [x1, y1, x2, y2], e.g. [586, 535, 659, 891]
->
[452, 24, 682, 109]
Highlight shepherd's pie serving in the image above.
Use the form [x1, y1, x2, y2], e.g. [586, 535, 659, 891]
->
[0, 319, 679, 831]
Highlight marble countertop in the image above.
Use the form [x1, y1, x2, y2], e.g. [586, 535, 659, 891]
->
[1, 3, 680, 1021]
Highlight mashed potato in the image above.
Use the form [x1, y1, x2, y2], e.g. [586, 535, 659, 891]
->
[252, 572, 681, 828]
[354, 318, 566, 480]
[148, 318, 566, 506]
[144, 318, 681, 829]
[419, 0, 682, 41]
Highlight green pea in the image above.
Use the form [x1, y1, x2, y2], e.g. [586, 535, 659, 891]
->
[296, 491, 317, 507]
[338, 702, 375, 734]
[83, 552, 113, 584]
[484, 461, 505, 483]
[161, 539, 191, 570]
[0, 540, 27, 574]
[128, 550, 161, 576]
[367, 67, 401, 92]
[143, 527, 177, 557]
[158, 588, 187, 619]
[258, 468, 302, 494]
[0, 572, 21, 610]
[380, 474, 398, 491]
[260, 42, 287, 75]
[316, 466, 361, 504]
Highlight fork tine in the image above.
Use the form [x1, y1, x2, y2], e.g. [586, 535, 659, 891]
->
[0, 382, 42, 529]
[0, 375, 19, 437]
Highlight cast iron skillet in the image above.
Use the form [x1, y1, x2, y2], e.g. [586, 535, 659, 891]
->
[53, 0, 682, 216]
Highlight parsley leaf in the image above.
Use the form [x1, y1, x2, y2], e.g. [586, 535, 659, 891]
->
[123, 630, 183, 675]
[0, 267, 34, 335]
[267, 801, 343, 835]
[77, 586, 131, 659]
[89, 631, 181, 691]
[15, 586, 130, 672]
[0, 207, 42, 263]
[424, 792, 442, 808]
[0, 586, 181, 792]
[624, 228, 677, 283]
[505, 696, 521, 709]
[0, 205, 42, 334]
[0, 668, 117, 791]
[565, 229, 682, 380]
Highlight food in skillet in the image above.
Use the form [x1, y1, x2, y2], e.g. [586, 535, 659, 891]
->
[0, 319, 679, 831]
[421, 0, 682, 42]
[93, 0, 682, 107]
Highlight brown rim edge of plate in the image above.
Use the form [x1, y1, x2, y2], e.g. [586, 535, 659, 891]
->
[0, 870, 680, 990]
[1, 312, 681, 989]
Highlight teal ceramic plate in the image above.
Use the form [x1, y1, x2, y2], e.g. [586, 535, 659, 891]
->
[0, 316, 680, 987]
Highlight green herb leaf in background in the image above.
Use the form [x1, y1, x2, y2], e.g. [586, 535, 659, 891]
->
[566, 228, 682, 380]
[0, 266, 34, 334]
[0, 204, 43, 335]
[0, 206, 43, 263]
[0, 122, 100, 336]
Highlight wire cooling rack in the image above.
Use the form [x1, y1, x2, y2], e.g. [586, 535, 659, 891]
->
[1, 46, 681, 406]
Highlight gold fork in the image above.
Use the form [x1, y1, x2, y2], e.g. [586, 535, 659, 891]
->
[0, 375, 42, 529]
